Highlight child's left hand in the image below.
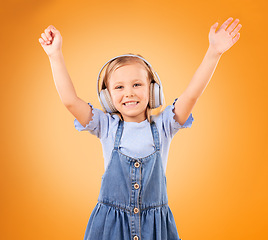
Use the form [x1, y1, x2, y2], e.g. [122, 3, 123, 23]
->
[209, 17, 242, 55]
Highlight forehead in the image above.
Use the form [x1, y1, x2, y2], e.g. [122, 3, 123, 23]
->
[109, 63, 149, 84]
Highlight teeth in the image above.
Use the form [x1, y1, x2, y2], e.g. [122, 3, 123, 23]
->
[124, 102, 138, 106]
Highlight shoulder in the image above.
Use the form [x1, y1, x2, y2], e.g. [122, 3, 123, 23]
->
[151, 98, 194, 139]
[74, 102, 120, 139]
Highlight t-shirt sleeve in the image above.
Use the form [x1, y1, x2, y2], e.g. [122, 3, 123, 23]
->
[73, 102, 119, 139]
[152, 98, 194, 139]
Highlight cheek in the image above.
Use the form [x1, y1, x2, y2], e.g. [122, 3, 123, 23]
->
[142, 88, 150, 101]
[111, 92, 121, 104]
[144, 92, 149, 101]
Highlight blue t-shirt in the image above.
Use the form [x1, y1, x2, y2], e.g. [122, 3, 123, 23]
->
[74, 98, 194, 173]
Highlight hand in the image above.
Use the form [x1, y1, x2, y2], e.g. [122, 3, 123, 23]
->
[209, 17, 242, 55]
[39, 25, 63, 58]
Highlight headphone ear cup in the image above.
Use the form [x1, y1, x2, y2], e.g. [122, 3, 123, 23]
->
[149, 82, 162, 109]
[99, 88, 117, 113]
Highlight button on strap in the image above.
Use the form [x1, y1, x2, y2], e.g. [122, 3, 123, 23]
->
[133, 207, 139, 214]
[134, 162, 140, 168]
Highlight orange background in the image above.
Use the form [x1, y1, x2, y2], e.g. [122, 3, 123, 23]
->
[1, 0, 267, 239]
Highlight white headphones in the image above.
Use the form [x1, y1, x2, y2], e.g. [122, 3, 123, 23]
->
[97, 54, 164, 113]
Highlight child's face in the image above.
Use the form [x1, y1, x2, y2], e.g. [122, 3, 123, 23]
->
[108, 63, 150, 122]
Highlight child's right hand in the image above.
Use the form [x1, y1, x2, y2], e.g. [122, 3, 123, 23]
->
[39, 25, 62, 58]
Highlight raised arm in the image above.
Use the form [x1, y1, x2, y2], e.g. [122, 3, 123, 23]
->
[39, 25, 93, 127]
[173, 17, 242, 126]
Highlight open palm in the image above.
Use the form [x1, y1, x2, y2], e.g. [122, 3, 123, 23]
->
[209, 17, 242, 55]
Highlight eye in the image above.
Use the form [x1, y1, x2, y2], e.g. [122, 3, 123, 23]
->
[134, 83, 141, 87]
[115, 85, 123, 89]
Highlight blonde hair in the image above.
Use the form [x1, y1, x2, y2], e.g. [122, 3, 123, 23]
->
[101, 53, 165, 123]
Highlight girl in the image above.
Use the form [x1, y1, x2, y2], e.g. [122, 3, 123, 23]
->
[39, 17, 242, 240]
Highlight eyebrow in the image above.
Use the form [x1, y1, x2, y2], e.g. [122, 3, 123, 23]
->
[112, 79, 143, 85]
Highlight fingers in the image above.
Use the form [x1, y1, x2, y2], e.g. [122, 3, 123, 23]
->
[226, 18, 240, 32]
[219, 17, 234, 31]
[215, 17, 242, 38]
[45, 28, 52, 41]
[41, 32, 50, 43]
[47, 25, 57, 35]
[228, 21, 242, 37]
[210, 22, 219, 34]
[39, 37, 45, 45]
[39, 25, 57, 45]
[232, 32, 241, 44]
[50, 27, 59, 35]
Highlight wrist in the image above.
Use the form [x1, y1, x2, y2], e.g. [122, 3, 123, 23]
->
[48, 50, 63, 61]
[207, 45, 223, 59]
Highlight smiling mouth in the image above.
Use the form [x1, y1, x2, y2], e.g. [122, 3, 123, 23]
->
[123, 101, 139, 106]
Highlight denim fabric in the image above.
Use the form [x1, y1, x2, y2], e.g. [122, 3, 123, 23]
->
[84, 120, 182, 240]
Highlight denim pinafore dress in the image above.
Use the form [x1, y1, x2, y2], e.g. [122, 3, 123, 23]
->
[84, 119, 182, 240]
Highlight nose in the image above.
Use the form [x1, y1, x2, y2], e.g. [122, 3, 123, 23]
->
[125, 86, 134, 97]
[126, 92, 134, 97]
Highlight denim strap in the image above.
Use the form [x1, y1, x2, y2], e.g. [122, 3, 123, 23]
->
[114, 120, 124, 150]
[150, 121, 160, 151]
